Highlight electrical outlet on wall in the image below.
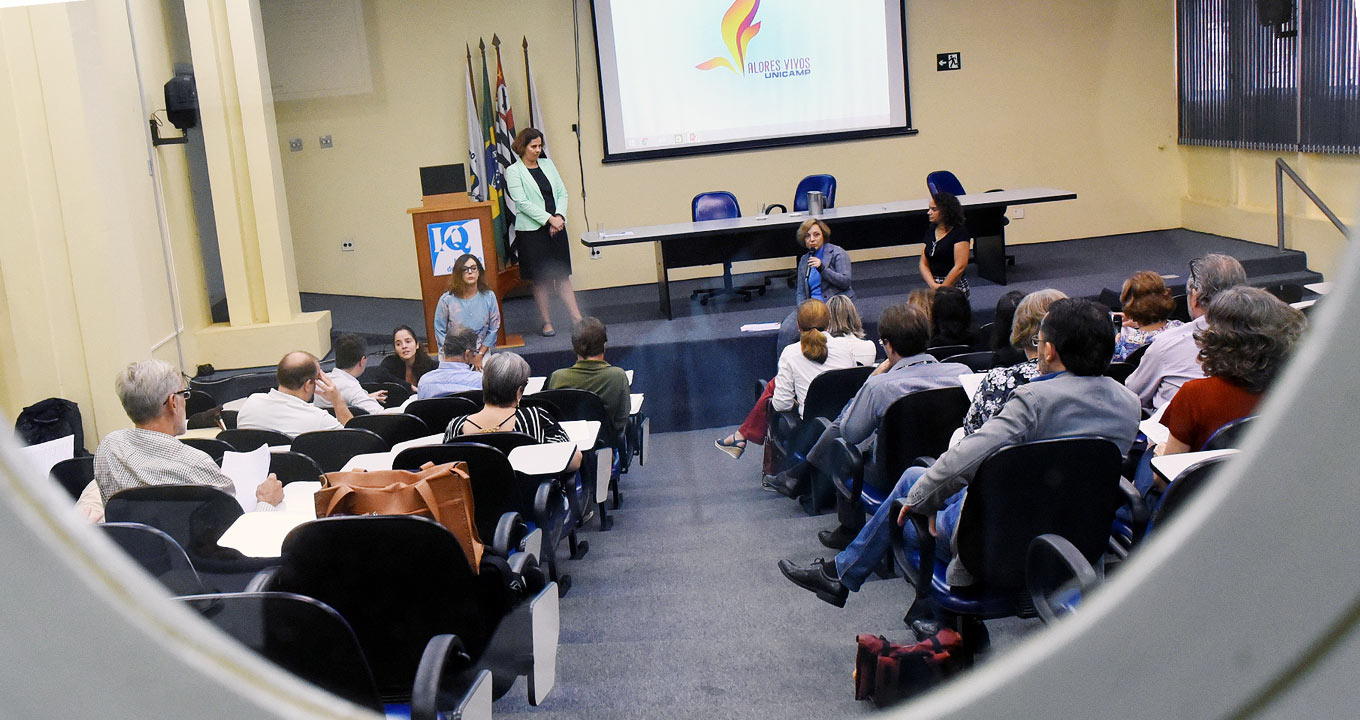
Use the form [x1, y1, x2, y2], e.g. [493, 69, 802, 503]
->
[1010, 207, 1025, 219]
[319, 135, 333, 149]
[288, 138, 303, 152]
[341, 239, 355, 252]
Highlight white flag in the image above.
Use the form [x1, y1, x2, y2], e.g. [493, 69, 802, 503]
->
[465, 51, 488, 202]
[527, 52, 549, 159]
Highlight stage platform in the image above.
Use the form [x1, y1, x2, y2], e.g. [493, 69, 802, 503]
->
[249, 229, 1319, 433]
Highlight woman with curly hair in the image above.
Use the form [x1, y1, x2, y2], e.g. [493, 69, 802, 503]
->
[918, 191, 971, 296]
[1155, 286, 1306, 455]
[1113, 271, 1181, 362]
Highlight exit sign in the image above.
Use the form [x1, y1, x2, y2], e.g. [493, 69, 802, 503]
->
[937, 52, 961, 71]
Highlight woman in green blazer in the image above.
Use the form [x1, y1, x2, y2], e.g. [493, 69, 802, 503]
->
[505, 128, 582, 336]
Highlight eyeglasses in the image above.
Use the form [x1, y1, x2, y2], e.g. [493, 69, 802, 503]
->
[1030, 335, 1042, 348]
[461, 266, 479, 274]
[168, 388, 191, 403]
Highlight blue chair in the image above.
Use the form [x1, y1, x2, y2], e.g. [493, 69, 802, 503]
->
[890, 438, 1127, 661]
[762, 174, 838, 288]
[926, 171, 1015, 282]
[690, 191, 764, 305]
[926, 170, 967, 196]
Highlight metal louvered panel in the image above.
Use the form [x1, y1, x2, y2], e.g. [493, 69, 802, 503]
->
[1300, 0, 1360, 152]
[1179, 0, 1359, 154]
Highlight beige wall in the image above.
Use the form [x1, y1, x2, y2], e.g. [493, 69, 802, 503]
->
[1182, 148, 1356, 278]
[275, 0, 1185, 299]
[0, 1, 208, 439]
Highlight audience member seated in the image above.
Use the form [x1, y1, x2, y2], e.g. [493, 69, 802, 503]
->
[1126, 253, 1246, 412]
[717, 299, 864, 459]
[445, 352, 582, 471]
[918, 191, 972, 297]
[906, 289, 934, 330]
[778, 299, 1140, 608]
[927, 286, 980, 349]
[237, 352, 351, 437]
[988, 290, 1027, 367]
[416, 325, 484, 400]
[770, 303, 970, 544]
[960, 289, 1066, 436]
[87, 360, 283, 518]
[1133, 286, 1306, 498]
[547, 317, 631, 439]
[826, 295, 877, 365]
[777, 219, 855, 353]
[1113, 271, 1182, 362]
[377, 325, 438, 391]
[433, 253, 500, 368]
[314, 333, 385, 415]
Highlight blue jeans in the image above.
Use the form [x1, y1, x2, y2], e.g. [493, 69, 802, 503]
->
[834, 466, 966, 592]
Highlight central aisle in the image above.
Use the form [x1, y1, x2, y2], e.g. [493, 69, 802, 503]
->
[495, 428, 1040, 718]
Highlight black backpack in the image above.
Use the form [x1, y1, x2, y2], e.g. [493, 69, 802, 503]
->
[15, 398, 89, 456]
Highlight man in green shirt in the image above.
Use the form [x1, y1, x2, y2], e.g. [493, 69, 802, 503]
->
[547, 317, 630, 440]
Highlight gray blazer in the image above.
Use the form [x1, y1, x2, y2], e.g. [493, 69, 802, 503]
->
[903, 372, 1141, 585]
[794, 242, 854, 304]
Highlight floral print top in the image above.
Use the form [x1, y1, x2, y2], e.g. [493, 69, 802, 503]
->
[1113, 320, 1182, 363]
[962, 359, 1041, 435]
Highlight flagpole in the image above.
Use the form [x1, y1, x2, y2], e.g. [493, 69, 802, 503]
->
[523, 36, 532, 121]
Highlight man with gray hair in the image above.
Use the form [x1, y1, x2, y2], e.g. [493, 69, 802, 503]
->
[92, 359, 283, 510]
[416, 324, 483, 399]
[1126, 253, 1247, 411]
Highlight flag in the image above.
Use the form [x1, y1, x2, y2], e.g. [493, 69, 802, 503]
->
[465, 47, 487, 202]
[524, 36, 549, 158]
[478, 40, 509, 265]
[492, 35, 519, 259]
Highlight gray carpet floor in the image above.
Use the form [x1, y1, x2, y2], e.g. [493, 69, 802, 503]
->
[491, 428, 1041, 718]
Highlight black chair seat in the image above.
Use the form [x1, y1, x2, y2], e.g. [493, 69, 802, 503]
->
[1203, 415, 1255, 451]
[290, 428, 388, 473]
[268, 451, 325, 486]
[346, 413, 431, 447]
[49, 455, 94, 501]
[362, 381, 414, 409]
[102, 522, 209, 596]
[217, 428, 291, 452]
[180, 437, 234, 464]
[943, 351, 999, 373]
[406, 397, 480, 437]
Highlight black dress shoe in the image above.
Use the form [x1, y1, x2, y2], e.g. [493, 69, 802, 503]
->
[817, 526, 857, 550]
[778, 558, 848, 608]
[771, 472, 808, 499]
[909, 618, 941, 640]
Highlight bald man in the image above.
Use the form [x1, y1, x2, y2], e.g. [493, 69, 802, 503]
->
[237, 351, 352, 438]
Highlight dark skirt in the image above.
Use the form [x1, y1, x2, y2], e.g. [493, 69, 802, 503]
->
[517, 225, 572, 281]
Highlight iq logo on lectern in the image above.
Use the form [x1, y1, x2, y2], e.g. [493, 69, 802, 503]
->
[428, 220, 484, 277]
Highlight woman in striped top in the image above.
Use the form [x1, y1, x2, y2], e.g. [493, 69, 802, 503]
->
[444, 351, 582, 471]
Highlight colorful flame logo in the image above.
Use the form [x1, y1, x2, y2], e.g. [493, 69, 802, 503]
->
[696, 0, 761, 75]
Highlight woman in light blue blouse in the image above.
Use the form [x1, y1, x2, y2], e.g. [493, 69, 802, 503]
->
[434, 253, 501, 367]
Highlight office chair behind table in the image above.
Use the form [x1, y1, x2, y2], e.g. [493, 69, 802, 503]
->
[690, 191, 764, 305]
[763, 174, 838, 289]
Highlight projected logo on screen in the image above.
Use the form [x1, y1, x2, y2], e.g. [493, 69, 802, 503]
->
[695, 0, 811, 79]
[428, 220, 484, 277]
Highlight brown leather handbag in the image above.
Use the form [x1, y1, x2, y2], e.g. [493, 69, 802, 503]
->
[316, 461, 484, 570]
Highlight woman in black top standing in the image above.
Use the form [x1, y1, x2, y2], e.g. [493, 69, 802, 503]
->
[918, 191, 971, 297]
[504, 127, 582, 336]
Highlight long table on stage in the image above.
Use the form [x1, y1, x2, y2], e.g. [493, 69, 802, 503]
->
[580, 188, 1076, 319]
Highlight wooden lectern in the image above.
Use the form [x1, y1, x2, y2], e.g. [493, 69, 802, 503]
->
[407, 194, 524, 353]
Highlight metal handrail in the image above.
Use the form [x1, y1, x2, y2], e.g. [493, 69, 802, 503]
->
[1276, 158, 1349, 251]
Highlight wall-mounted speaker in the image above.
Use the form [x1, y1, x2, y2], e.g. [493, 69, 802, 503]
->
[164, 72, 198, 131]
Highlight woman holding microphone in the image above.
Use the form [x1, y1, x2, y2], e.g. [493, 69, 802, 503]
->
[504, 128, 582, 337]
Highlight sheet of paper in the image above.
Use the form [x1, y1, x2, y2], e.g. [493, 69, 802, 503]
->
[217, 512, 311, 558]
[391, 433, 444, 455]
[381, 394, 418, 414]
[280, 481, 322, 517]
[958, 373, 986, 402]
[560, 420, 601, 449]
[1291, 299, 1316, 309]
[221, 445, 271, 512]
[176, 427, 221, 441]
[340, 451, 396, 472]
[1139, 404, 1170, 447]
[526, 376, 546, 394]
[1305, 281, 1333, 295]
[508, 442, 576, 476]
[18, 434, 74, 479]
[1151, 449, 1238, 483]
[739, 322, 783, 333]
[625, 369, 634, 385]
[630, 393, 644, 414]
